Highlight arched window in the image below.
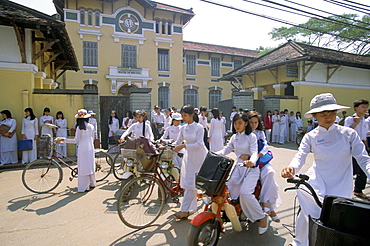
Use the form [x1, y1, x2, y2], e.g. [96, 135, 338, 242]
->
[184, 89, 198, 108]
[88, 10, 93, 26]
[95, 11, 100, 27]
[80, 10, 85, 25]
[209, 90, 222, 109]
[158, 86, 170, 109]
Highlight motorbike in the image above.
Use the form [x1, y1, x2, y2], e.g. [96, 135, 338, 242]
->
[188, 164, 261, 246]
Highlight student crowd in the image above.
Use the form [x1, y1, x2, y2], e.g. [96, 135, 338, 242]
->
[1, 93, 370, 245]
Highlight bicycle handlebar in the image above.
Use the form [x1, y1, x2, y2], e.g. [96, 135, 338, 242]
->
[285, 174, 322, 208]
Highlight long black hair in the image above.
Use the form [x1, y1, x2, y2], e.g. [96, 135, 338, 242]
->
[135, 110, 147, 136]
[1, 110, 12, 119]
[76, 118, 88, 130]
[109, 110, 118, 125]
[43, 107, 50, 115]
[232, 113, 252, 135]
[56, 111, 64, 119]
[24, 108, 36, 120]
[211, 108, 220, 120]
[180, 105, 199, 123]
[126, 110, 133, 119]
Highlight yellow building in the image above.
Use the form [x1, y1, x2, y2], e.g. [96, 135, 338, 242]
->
[221, 41, 370, 126]
[53, 0, 259, 148]
[0, 0, 80, 155]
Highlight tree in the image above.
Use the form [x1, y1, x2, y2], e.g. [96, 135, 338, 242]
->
[269, 14, 370, 55]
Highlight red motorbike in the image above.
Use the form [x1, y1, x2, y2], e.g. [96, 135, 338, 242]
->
[188, 161, 261, 246]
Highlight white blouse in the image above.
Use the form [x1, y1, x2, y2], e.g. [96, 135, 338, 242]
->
[120, 121, 154, 141]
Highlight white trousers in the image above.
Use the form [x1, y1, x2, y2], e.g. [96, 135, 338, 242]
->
[0, 151, 18, 164]
[227, 167, 265, 223]
[56, 145, 67, 157]
[292, 187, 322, 246]
[279, 129, 286, 144]
[181, 188, 197, 212]
[265, 129, 271, 143]
[260, 164, 282, 211]
[78, 173, 96, 192]
[290, 128, 296, 142]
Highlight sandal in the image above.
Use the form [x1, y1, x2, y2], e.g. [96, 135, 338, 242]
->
[270, 210, 280, 222]
[271, 215, 280, 223]
[174, 211, 189, 220]
[354, 192, 370, 200]
[262, 207, 271, 215]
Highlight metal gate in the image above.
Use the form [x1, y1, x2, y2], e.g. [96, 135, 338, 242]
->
[218, 99, 233, 132]
[253, 99, 265, 116]
[100, 96, 130, 149]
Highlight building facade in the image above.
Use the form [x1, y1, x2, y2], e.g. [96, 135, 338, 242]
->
[221, 41, 370, 127]
[53, 0, 259, 147]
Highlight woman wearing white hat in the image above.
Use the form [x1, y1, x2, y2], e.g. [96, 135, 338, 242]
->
[56, 109, 96, 192]
[281, 93, 370, 246]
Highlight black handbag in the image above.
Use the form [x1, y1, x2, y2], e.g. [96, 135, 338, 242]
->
[196, 152, 234, 195]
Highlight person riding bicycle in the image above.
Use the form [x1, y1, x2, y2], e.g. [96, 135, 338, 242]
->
[281, 93, 370, 246]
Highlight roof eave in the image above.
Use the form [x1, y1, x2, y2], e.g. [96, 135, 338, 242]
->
[220, 56, 310, 81]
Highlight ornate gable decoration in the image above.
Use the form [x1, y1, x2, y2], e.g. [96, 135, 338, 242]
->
[116, 10, 142, 34]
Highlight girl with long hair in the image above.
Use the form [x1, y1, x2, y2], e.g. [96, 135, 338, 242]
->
[21, 108, 38, 164]
[216, 113, 269, 235]
[57, 109, 96, 192]
[172, 105, 207, 220]
[208, 108, 224, 152]
[248, 111, 281, 223]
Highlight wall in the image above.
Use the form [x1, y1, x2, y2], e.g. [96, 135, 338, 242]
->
[0, 26, 32, 64]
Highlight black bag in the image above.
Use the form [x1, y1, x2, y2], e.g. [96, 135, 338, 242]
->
[320, 195, 370, 239]
[196, 152, 234, 195]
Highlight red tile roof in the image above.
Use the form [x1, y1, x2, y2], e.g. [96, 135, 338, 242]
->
[183, 41, 260, 58]
[221, 40, 370, 80]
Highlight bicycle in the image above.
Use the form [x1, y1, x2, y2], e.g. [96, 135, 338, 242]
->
[295, 130, 305, 146]
[22, 139, 113, 194]
[116, 144, 183, 229]
[284, 174, 368, 245]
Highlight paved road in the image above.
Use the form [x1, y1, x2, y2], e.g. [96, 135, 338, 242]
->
[0, 142, 369, 246]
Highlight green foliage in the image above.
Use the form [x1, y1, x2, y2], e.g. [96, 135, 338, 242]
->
[269, 14, 370, 55]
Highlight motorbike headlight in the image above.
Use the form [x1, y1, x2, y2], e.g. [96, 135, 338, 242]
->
[161, 162, 168, 169]
[126, 159, 134, 167]
[201, 194, 212, 205]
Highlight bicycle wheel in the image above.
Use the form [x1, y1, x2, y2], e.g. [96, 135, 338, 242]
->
[22, 159, 63, 193]
[117, 175, 166, 229]
[95, 151, 112, 182]
[113, 153, 125, 180]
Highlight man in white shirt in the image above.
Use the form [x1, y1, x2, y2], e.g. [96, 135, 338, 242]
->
[152, 106, 165, 140]
[344, 99, 369, 199]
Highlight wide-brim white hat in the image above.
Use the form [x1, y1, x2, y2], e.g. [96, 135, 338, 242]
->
[304, 93, 349, 118]
[172, 117, 183, 121]
[87, 110, 96, 115]
[75, 109, 91, 118]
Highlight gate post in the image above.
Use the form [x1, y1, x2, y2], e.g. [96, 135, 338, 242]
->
[83, 83, 99, 136]
[129, 88, 152, 120]
[232, 90, 254, 111]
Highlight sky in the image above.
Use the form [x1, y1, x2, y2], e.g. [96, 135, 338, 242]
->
[10, 0, 370, 51]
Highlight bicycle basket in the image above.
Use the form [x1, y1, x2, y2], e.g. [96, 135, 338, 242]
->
[121, 149, 137, 159]
[309, 216, 367, 245]
[136, 147, 158, 173]
[160, 149, 174, 161]
[39, 135, 51, 157]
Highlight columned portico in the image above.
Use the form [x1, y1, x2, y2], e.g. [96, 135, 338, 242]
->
[251, 87, 264, 99]
[273, 84, 287, 96]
